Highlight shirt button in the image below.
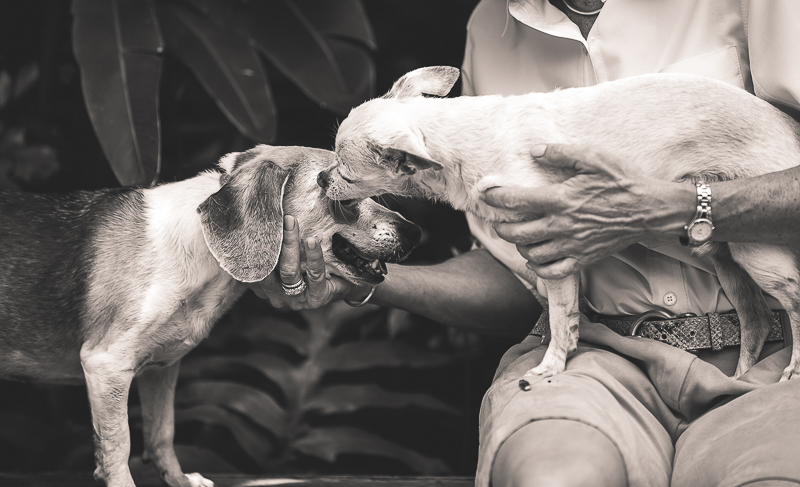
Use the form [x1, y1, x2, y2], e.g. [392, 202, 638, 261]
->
[663, 292, 678, 306]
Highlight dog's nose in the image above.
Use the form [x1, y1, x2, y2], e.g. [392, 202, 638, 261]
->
[400, 221, 422, 249]
[317, 170, 330, 190]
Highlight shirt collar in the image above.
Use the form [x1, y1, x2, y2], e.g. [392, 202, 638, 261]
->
[507, 0, 589, 47]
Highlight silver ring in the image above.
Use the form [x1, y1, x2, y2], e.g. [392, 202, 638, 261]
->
[281, 278, 307, 296]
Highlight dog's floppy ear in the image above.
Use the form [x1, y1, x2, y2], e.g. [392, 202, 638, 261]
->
[383, 66, 460, 99]
[374, 132, 443, 175]
[198, 157, 290, 283]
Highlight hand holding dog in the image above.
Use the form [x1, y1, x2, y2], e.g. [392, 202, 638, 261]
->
[484, 144, 693, 279]
[248, 215, 367, 309]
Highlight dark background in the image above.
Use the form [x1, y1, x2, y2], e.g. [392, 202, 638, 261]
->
[0, 0, 527, 478]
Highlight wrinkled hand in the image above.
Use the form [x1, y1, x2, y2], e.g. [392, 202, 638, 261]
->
[483, 144, 689, 279]
[247, 215, 368, 310]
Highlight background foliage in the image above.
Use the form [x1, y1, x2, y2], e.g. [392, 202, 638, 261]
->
[0, 0, 524, 477]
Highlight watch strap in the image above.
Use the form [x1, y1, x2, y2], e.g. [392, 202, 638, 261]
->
[680, 182, 713, 247]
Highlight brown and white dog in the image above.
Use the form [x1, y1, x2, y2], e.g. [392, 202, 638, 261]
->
[318, 66, 800, 383]
[0, 145, 420, 487]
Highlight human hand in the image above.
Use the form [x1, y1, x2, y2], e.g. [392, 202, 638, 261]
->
[483, 144, 692, 279]
[247, 215, 372, 310]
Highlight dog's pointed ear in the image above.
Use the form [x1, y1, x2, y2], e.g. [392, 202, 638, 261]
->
[383, 66, 460, 99]
[198, 156, 290, 283]
[374, 132, 443, 175]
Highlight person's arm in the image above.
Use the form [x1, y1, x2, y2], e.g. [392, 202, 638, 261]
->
[365, 249, 540, 336]
[482, 144, 800, 280]
[248, 216, 540, 338]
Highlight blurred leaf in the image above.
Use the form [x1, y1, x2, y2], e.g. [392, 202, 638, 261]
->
[240, 315, 310, 356]
[0, 71, 11, 109]
[293, 426, 450, 475]
[181, 353, 298, 401]
[293, 0, 376, 50]
[318, 341, 450, 372]
[158, 2, 276, 143]
[13, 63, 39, 99]
[175, 404, 273, 468]
[300, 300, 380, 337]
[0, 411, 50, 453]
[387, 308, 415, 339]
[7, 146, 59, 182]
[186, 0, 372, 114]
[176, 380, 287, 438]
[303, 384, 460, 416]
[131, 444, 239, 480]
[72, 0, 163, 186]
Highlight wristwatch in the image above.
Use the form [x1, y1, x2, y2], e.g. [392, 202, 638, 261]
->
[680, 182, 715, 247]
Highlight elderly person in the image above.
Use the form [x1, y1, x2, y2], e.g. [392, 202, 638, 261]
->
[254, 1, 800, 485]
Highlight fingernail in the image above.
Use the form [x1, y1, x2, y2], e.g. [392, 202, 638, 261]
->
[307, 238, 317, 250]
[284, 215, 295, 231]
[531, 144, 547, 158]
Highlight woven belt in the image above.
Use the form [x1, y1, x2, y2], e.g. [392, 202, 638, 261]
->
[530, 309, 784, 351]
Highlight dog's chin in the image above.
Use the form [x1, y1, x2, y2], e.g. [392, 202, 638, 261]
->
[330, 233, 388, 285]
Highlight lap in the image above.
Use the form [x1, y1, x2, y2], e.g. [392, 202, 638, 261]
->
[476, 337, 674, 487]
[480, 335, 800, 487]
[673, 378, 800, 487]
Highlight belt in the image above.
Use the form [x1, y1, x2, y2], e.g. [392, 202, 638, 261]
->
[530, 309, 785, 352]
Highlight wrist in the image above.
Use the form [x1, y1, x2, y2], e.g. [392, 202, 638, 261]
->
[346, 285, 375, 302]
[653, 181, 698, 237]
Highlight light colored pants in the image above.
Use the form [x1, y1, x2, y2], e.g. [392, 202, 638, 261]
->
[476, 321, 800, 487]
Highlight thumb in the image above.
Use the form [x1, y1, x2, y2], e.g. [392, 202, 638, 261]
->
[532, 143, 604, 175]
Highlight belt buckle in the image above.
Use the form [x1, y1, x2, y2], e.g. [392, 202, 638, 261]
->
[629, 310, 697, 337]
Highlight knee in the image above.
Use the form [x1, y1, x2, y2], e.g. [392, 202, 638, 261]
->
[491, 419, 627, 487]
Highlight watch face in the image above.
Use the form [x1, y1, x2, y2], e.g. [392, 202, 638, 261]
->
[689, 220, 713, 242]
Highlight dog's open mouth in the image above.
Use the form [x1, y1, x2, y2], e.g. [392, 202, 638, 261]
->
[331, 233, 388, 283]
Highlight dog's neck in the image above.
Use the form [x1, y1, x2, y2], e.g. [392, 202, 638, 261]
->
[395, 96, 558, 222]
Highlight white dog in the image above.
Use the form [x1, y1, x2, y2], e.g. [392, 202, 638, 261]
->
[318, 66, 800, 382]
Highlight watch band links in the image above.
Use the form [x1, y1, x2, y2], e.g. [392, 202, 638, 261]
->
[679, 182, 714, 247]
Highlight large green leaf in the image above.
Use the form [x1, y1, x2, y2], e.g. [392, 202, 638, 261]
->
[318, 341, 450, 372]
[299, 300, 381, 338]
[293, 0, 376, 50]
[303, 384, 460, 416]
[180, 353, 298, 401]
[240, 315, 310, 356]
[175, 380, 287, 438]
[293, 427, 450, 475]
[185, 0, 372, 114]
[72, 0, 163, 186]
[157, 2, 277, 143]
[174, 404, 273, 468]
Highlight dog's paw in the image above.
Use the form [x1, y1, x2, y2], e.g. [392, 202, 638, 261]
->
[530, 361, 564, 378]
[518, 360, 565, 391]
[184, 472, 214, 487]
[780, 362, 800, 382]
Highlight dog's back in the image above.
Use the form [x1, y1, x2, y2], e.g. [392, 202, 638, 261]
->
[0, 189, 144, 383]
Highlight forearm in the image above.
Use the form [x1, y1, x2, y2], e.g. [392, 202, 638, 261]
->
[651, 167, 800, 244]
[364, 249, 541, 337]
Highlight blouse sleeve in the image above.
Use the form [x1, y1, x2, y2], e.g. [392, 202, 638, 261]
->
[747, 0, 800, 111]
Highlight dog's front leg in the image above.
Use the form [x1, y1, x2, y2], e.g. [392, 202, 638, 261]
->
[81, 351, 137, 487]
[526, 274, 581, 379]
[138, 361, 214, 487]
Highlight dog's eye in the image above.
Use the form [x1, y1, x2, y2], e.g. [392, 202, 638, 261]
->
[340, 174, 355, 184]
[328, 198, 360, 224]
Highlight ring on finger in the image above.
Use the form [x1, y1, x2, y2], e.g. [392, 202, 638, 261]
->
[281, 278, 307, 296]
